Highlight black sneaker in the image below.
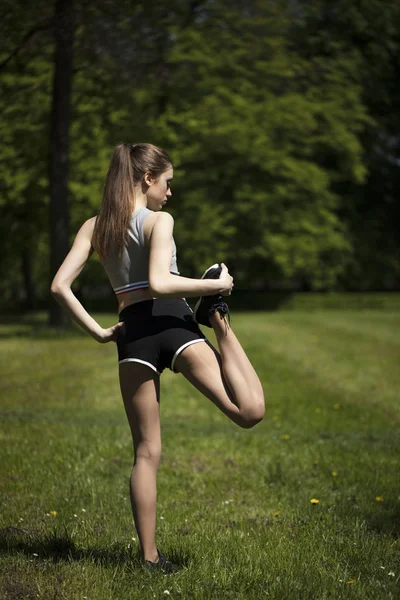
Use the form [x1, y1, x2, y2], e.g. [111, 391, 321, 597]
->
[194, 263, 231, 328]
[144, 549, 180, 574]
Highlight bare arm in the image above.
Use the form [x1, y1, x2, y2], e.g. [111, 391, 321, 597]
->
[148, 212, 232, 298]
[50, 218, 122, 343]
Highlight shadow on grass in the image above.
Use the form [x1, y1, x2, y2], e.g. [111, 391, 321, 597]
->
[0, 526, 190, 569]
[333, 498, 400, 539]
[363, 505, 400, 539]
[0, 526, 130, 566]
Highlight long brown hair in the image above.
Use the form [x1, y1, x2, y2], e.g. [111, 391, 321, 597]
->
[92, 143, 172, 260]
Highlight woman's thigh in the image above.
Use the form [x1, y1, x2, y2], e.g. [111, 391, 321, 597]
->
[173, 340, 244, 425]
[119, 362, 161, 460]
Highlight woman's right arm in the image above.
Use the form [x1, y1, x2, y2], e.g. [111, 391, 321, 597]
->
[50, 218, 122, 343]
[148, 212, 233, 298]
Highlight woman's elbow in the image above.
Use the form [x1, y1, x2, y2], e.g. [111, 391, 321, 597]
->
[148, 283, 162, 298]
[50, 280, 66, 296]
[148, 276, 166, 298]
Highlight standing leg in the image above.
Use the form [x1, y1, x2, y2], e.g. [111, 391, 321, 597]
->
[119, 362, 161, 563]
[174, 315, 265, 427]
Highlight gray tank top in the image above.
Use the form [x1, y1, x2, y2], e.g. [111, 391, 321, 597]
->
[101, 207, 179, 296]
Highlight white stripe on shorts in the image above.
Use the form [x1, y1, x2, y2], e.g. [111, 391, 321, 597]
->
[118, 358, 161, 375]
[170, 338, 207, 373]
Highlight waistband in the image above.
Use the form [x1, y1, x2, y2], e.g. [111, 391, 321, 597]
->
[118, 297, 187, 321]
[119, 299, 153, 320]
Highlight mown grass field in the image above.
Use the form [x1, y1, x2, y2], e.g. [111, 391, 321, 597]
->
[0, 309, 399, 599]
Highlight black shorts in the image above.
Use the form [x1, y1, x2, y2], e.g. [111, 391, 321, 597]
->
[117, 298, 207, 375]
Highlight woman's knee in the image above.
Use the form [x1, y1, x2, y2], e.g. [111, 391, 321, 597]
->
[238, 413, 264, 429]
[238, 396, 265, 429]
[134, 440, 162, 467]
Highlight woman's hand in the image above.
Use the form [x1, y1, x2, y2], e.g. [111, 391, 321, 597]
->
[219, 263, 234, 296]
[96, 321, 125, 344]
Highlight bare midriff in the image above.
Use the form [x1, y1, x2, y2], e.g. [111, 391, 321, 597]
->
[117, 288, 156, 314]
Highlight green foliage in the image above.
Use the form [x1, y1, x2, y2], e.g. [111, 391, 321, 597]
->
[0, 0, 399, 308]
[0, 6, 53, 305]
[292, 0, 400, 289]
[151, 2, 369, 288]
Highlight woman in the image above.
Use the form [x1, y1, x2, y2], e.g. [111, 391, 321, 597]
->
[51, 143, 265, 573]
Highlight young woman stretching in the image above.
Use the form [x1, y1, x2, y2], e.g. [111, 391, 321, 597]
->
[51, 143, 265, 572]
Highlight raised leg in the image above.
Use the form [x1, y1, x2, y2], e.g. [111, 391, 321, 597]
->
[174, 314, 265, 428]
[119, 362, 161, 562]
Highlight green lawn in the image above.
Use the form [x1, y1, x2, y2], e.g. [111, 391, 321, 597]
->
[0, 310, 399, 599]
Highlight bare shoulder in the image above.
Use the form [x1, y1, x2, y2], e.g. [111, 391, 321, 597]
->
[154, 211, 174, 228]
[76, 216, 97, 237]
[70, 217, 98, 251]
[77, 216, 97, 231]
[143, 211, 174, 247]
[86, 215, 98, 229]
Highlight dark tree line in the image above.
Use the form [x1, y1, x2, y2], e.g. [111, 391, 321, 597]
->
[0, 0, 399, 324]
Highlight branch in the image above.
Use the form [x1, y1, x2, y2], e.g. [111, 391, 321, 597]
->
[0, 21, 52, 71]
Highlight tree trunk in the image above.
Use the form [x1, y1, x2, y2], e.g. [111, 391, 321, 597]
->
[22, 250, 37, 310]
[48, 0, 75, 327]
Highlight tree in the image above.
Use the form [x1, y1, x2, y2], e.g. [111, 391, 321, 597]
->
[291, 0, 400, 289]
[0, 1, 53, 310]
[150, 0, 369, 289]
[1, 0, 399, 311]
[48, 0, 75, 326]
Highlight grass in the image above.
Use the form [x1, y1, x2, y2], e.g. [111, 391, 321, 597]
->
[0, 309, 399, 599]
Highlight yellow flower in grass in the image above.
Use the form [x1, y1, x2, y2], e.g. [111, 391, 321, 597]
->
[282, 434, 290, 440]
[376, 496, 384, 502]
[50, 511, 57, 516]
[346, 580, 356, 584]
[332, 472, 337, 477]
[333, 403, 340, 409]
[310, 498, 320, 504]
[273, 510, 281, 517]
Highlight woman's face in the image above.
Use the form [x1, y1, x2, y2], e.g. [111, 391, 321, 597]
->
[145, 167, 173, 211]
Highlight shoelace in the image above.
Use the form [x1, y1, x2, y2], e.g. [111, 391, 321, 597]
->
[209, 300, 231, 326]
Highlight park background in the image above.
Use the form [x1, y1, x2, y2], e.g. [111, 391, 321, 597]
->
[1, 0, 400, 321]
[1, 1, 399, 599]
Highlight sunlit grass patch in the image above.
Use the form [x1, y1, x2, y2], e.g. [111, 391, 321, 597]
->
[0, 309, 399, 599]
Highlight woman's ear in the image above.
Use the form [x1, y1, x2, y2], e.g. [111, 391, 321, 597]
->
[144, 171, 155, 187]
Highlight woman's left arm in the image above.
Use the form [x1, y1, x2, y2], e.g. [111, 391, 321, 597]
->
[50, 218, 122, 343]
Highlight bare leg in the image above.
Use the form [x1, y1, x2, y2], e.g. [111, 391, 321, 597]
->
[119, 362, 161, 562]
[174, 315, 265, 427]
[210, 312, 264, 407]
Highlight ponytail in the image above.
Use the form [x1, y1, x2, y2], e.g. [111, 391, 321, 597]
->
[92, 142, 172, 260]
[92, 144, 135, 260]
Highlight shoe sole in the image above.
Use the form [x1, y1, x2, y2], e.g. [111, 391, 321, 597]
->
[199, 263, 220, 280]
[193, 263, 222, 325]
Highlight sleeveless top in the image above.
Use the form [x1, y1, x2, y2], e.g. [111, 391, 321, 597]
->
[101, 207, 180, 296]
